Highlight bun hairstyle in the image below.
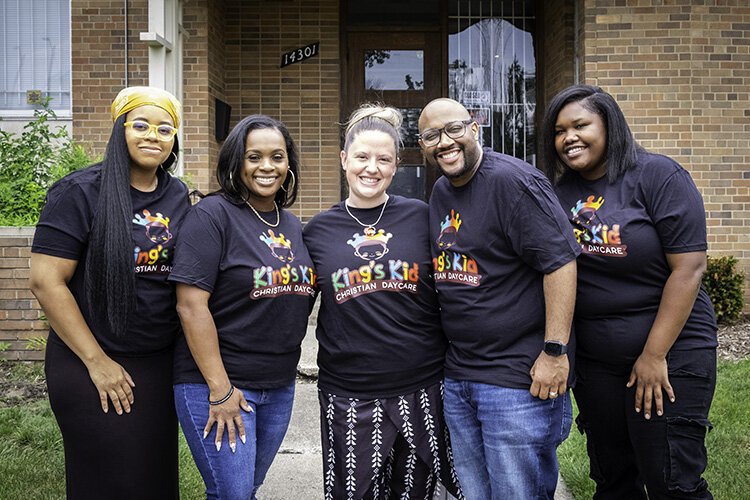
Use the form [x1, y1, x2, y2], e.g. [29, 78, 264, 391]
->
[343, 104, 403, 156]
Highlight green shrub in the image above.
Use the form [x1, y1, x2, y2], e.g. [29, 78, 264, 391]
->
[704, 256, 745, 324]
[0, 99, 96, 226]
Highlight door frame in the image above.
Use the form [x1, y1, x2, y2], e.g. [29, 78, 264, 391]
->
[340, 5, 448, 200]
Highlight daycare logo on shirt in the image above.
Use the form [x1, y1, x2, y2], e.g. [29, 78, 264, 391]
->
[132, 209, 174, 274]
[569, 195, 628, 257]
[330, 227, 419, 304]
[433, 210, 482, 287]
[251, 229, 317, 299]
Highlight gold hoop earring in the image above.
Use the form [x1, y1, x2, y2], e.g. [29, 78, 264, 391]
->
[281, 169, 296, 193]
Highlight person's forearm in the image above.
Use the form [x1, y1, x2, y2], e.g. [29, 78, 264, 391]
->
[176, 303, 232, 398]
[642, 266, 703, 358]
[542, 260, 577, 344]
[30, 279, 107, 366]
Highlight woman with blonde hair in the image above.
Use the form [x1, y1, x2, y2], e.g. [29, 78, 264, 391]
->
[303, 104, 462, 499]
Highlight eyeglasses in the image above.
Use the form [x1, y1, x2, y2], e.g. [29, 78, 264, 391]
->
[418, 119, 474, 147]
[124, 121, 178, 141]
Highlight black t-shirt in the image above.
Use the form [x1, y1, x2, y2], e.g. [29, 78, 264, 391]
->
[428, 148, 581, 389]
[553, 151, 717, 364]
[303, 195, 447, 399]
[169, 194, 316, 389]
[32, 164, 190, 355]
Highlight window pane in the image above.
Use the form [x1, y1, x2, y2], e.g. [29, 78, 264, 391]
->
[398, 107, 421, 148]
[365, 50, 424, 91]
[0, 0, 71, 112]
[448, 0, 536, 165]
[388, 166, 426, 200]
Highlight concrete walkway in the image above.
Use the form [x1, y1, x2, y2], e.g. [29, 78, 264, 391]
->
[259, 318, 575, 499]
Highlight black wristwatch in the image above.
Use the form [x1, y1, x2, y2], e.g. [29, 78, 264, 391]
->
[543, 340, 568, 357]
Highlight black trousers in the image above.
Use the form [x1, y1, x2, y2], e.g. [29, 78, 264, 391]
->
[574, 348, 716, 500]
[45, 339, 179, 500]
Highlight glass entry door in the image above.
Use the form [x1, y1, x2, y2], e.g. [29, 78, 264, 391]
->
[345, 31, 443, 201]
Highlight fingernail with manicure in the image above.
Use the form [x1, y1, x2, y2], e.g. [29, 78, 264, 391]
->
[203, 430, 208, 439]
[230, 442, 236, 453]
[241, 435, 246, 444]
[215, 441, 222, 452]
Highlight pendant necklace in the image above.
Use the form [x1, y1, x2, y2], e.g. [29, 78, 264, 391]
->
[344, 196, 388, 236]
[246, 200, 280, 228]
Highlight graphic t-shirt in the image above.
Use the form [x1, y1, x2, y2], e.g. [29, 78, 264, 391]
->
[429, 148, 581, 389]
[169, 194, 317, 389]
[554, 151, 717, 364]
[32, 164, 191, 355]
[303, 195, 447, 399]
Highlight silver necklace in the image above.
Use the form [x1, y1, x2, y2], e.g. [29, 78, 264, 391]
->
[344, 196, 388, 236]
[246, 200, 280, 227]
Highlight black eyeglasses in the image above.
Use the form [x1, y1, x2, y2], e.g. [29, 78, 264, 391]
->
[418, 119, 474, 147]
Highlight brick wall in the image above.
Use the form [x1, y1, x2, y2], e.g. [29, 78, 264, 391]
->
[70, 0, 149, 156]
[179, 0, 222, 193]
[539, 1, 577, 121]
[580, 0, 750, 307]
[0, 228, 47, 361]
[223, 0, 341, 221]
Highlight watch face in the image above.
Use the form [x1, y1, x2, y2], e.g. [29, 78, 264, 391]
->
[544, 341, 566, 356]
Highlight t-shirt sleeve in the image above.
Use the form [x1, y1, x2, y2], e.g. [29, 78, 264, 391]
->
[32, 182, 92, 260]
[168, 204, 224, 292]
[646, 163, 708, 253]
[506, 175, 581, 273]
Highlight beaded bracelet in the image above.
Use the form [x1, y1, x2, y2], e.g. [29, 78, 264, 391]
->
[209, 385, 234, 405]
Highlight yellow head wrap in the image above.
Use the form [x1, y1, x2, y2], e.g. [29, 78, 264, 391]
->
[111, 86, 182, 128]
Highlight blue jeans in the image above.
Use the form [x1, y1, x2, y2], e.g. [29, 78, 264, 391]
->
[443, 378, 573, 500]
[174, 382, 295, 500]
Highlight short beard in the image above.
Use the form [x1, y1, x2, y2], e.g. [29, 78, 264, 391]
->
[435, 144, 480, 181]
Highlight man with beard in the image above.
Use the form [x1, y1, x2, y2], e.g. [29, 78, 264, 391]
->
[418, 98, 580, 499]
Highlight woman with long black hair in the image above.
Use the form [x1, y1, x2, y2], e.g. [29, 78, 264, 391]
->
[30, 87, 189, 499]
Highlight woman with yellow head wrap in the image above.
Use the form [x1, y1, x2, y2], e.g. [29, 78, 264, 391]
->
[30, 87, 190, 498]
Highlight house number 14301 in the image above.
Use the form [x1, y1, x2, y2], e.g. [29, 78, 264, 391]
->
[280, 42, 320, 68]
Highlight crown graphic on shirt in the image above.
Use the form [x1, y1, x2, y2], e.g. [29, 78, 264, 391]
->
[573, 195, 604, 216]
[347, 229, 393, 249]
[259, 230, 292, 251]
[133, 209, 170, 228]
[439, 209, 462, 232]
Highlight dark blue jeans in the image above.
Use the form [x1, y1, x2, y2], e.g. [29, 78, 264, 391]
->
[174, 382, 295, 500]
[574, 348, 716, 500]
[444, 378, 573, 499]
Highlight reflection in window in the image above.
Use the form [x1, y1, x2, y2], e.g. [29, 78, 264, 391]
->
[398, 108, 421, 148]
[448, 0, 536, 165]
[365, 50, 425, 91]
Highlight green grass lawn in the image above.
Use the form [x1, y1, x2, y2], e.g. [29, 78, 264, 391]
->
[559, 359, 750, 499]
[1, 360, 748, 499]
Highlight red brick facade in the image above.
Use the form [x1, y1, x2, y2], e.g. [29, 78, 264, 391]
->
[2, 1, 748, 360]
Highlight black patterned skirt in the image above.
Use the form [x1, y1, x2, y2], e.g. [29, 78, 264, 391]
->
[319, 381, 463, 499]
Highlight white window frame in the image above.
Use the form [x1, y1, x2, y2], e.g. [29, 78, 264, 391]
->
[141, 0, 184, 174]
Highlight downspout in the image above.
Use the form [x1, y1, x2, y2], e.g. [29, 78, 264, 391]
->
[573, 0, 580, 84]
[124, 0, 129, 86]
